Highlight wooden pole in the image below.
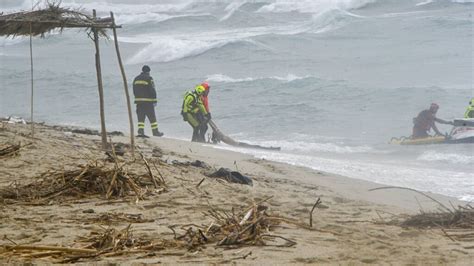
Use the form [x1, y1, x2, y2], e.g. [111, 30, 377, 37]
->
[29, 22, 34, 138]
[110, 12, 135, 155]
[92, 9, 108, 150]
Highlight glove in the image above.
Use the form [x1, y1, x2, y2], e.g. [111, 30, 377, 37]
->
[206, 113, 211, 120]
[181, 112, 188, 121]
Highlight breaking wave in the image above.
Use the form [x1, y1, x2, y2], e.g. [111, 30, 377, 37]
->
[126, 37, 254, 64]
[206, 74, 310, 83]
[418, 150, 474, 164]
[256, 0, 376, 13]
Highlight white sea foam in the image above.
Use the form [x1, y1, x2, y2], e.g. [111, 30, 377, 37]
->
[0, 37, 26, 47]
[220, 0, 248, 21]
[258, 140, 374, 154]
[214, 145, 474, 201]
[418, 150, 474, 164]
[416, 0, 435, 6]
[257, 0, 376, 14]
[126, 37, 250, 64]
[206, 73, 310, 83]
[124, 23, 308, 63]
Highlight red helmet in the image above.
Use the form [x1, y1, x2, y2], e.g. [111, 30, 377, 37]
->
[430, 103, 439, 110]
[201, 82, 210, 90]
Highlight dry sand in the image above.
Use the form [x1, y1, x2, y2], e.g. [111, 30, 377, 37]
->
[0, 122, 472, 264]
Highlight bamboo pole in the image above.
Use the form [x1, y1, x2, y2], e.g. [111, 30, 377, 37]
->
[92, 9, 108, 150]
[110, 12, 135, 155]
[29, 22, 34, 138]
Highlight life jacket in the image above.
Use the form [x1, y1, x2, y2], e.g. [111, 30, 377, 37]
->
[465, 105, 474, 118]
[182, 91, 207, 115]
[133, 72, 157, 103]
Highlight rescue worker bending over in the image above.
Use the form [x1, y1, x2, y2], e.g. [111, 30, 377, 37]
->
[464, 98, 474, 119]
[412, 103, 453, 139]
[181, 84, 210, 142]
[133, 65, 163, 137]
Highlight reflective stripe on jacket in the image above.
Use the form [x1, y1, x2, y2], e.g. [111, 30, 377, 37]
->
[133, 72, 157, 103]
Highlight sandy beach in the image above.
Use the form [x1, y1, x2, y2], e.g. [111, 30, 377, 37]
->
[0, 122, 472, 264]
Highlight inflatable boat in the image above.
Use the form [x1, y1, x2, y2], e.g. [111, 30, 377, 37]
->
[390, 118, 474, 145]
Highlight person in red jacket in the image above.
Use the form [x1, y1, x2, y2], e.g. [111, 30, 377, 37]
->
[198, 82, 211, 141]
[412, 103, 453, 139]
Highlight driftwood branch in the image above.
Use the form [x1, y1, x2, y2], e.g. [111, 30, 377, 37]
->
[309, 197, 321, 227]
[368, 186, 453, 213]
[1, 244, 97, 254]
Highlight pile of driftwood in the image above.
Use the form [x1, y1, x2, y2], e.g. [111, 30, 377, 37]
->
[401, 205, 474, 242]
[401, 205, 474, 229]
[0, 143, 26, 158]
[0, 202, 304, 262]
[0, 157, 165, 203]
[171, 202, 299, 250]
[0, 225, 179, 263]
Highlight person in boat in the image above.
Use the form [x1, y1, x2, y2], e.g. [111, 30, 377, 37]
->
[464, 98, 474, 118]
[181, 84, 210, 142]
[412, 103, 453, 139]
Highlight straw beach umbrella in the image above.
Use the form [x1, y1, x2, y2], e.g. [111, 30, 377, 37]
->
[0, 3, 135, 153]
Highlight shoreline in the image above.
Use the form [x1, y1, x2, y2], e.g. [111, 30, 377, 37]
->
[2, 119, 466, 211]
[0, 121, 471, 264]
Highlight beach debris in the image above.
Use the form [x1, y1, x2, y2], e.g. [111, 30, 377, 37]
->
[207, 168, 253, 186]
[2, 116, 27, 124]
[152, 147, 163, 157]
[401, 205, 474, 229]
[71, 128, 124, 137]
[173, 202, 297, 249]
[86, 212, 154, 225]
[171, 160, 211, 169]
[371, 187, 474, 242]
[400, 205, 474, 242]
[0, 201, 303, 262]
[0, 143, 21, 158]
[309, 198, 322, 227]
[0, 159, 165, 203]
[209, 120, 281, 151]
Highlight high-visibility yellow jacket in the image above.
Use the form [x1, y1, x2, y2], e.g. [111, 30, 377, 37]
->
[182, 91, 208, 115]
[465, 105, 474, 118]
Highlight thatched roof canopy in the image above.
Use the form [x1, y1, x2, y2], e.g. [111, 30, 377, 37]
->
[0, 4, 117, 38]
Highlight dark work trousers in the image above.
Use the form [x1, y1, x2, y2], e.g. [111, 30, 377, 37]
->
[195, 112, 208, 142]
[136, 102, 158, 134]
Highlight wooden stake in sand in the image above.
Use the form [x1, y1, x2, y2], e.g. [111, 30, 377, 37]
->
[29, 21, 34, 139]
[92, 9, 108, 150]
[309, 197, 321, 227]
[110, 11, 135, 155]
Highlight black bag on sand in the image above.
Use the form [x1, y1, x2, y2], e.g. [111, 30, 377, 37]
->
[208, 168, 253, 186]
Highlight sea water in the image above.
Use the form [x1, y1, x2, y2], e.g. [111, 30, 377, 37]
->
[1, 0, 473, 201]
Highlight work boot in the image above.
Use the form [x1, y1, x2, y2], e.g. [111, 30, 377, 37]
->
[152, 129, 164, 137]
[137, 128, 148, 138]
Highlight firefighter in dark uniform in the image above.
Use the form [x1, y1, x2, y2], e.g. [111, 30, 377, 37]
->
[133, 65, 164, 137]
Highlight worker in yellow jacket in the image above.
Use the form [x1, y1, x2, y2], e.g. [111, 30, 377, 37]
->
[181, 84, 210, 142]
[465, 98, 474, 118]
